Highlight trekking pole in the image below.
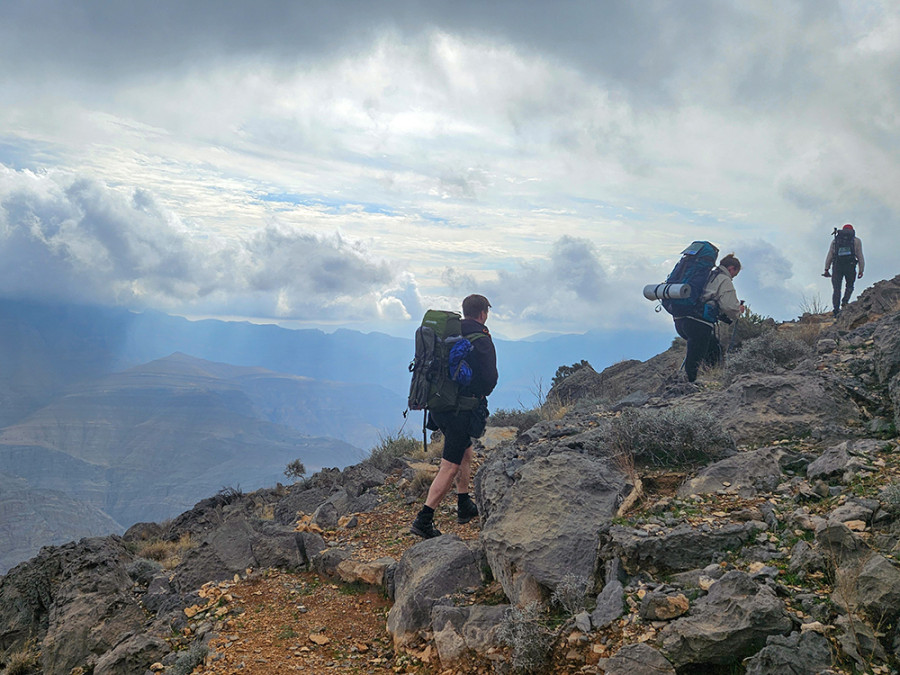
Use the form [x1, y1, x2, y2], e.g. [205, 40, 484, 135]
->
[422, 410, 428, 455]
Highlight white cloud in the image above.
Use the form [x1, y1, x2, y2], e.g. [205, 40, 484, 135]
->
[1, 1, 899, 337]
[0, 167, 403, 321]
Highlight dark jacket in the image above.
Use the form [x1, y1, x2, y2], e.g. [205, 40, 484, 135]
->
[461, 318, 498, 398]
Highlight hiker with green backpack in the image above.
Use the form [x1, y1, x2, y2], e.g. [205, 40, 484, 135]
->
[407, 294, 498, 539]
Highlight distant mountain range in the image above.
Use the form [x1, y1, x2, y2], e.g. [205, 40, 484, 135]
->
[0, 297, 670, 573]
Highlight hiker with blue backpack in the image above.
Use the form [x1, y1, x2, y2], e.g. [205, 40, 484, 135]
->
[645, 242, 745, 383]
[823, 224, 865, 317]
[673, 252, 745, 382]
[408, 294, 498, 539]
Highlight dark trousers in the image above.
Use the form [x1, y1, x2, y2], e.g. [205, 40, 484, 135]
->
[674, 318, 721, 382]
[831, 263, 857, 310]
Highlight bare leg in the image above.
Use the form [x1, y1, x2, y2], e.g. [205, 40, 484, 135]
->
[425, 459, 461, 509]
[454, 446, 474, 495]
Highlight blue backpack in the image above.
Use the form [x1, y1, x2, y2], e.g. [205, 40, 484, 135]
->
[661, 241, 720, 321]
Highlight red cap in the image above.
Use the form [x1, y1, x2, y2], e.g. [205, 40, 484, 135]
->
[843, 223, 854, 230]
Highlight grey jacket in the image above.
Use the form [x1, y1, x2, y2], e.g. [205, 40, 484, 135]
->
[824, 236, 865, 274]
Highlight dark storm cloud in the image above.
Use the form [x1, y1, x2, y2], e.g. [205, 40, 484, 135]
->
[0, 0, 841, 105]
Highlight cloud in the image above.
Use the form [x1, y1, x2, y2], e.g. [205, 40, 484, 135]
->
[0, 167, 401, 320]
[443, 235, 609, 329]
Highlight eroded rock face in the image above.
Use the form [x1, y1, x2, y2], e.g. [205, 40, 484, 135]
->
[601, 521, 767, 575]
[597, 643, 676, 675]
[386, 535, 482, 647]
[742, 630, 832, 675]
[688, 372, 862, 444]
[477, 449, 633, 605]
[657, 571, 793, 668]
[0, 536, 154, 675]
[677, 446, 790, 498]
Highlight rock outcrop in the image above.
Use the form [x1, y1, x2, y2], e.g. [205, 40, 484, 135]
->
[6, 277, 900, 674]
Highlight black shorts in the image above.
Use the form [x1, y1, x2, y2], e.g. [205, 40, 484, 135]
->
[429, 402, 488, 465]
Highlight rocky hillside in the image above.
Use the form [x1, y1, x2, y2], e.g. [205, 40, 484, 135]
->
[3, 274, 900, 675]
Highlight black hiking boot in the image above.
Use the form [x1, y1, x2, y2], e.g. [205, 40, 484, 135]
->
[833, 308, 840, 318]
[410, 514, 442, 539]
[457, 496, 479, 525]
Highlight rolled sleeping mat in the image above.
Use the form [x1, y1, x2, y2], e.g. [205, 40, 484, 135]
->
[643, 283, 691, 301]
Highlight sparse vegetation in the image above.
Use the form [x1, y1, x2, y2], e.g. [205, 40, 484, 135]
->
[724, 329, 813, 382]
[600, 407, 734, 467]
[365, 431, 423, 471]
[3, 645, 39, 675]
[496, 602, 553, 674]
[217, 486, 243, 501]
[169, 642, 208, 675]
[489, 407, 542, 431]
[799, 291, 829, 316]
[134, 532, 196, 570]
[550, 573, 593, 616]
[551, 360, 591, 388]
[284, 459, 306, 481]
[879, 483, 900, 514]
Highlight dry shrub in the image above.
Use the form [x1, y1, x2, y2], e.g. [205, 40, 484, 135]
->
[135, 532, 195, 570]
[489, 407, 542, 432]
[550, 573, 593, 616]
[365, 431, 424, 470]
[601, 407, 734, 468]
[496, 602, 553, 674]
[4, 644, 39, 675]
[724, 330, 813, 383]
[408, 469, 434, 499]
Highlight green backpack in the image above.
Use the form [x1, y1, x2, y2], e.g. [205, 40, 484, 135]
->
[407, 309, 484, 414]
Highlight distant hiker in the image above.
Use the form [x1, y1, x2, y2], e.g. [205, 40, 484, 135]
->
[674, 253, 745, 383]
[410, 294, 498, 539]
[823, 223, 865, 317]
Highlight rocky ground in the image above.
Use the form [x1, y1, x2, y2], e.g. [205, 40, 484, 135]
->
[4, 274, 900, 675]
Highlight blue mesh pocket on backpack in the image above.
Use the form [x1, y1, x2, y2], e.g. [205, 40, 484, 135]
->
[448, 339, 474, 385]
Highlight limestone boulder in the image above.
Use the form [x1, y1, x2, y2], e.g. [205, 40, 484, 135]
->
[742, 630, 833, 675]
[601, 521, 766, 575]
[386, 535, 482, 647]
[677, 446, 790, 498]
[686, 372, 861, 444]
[658, 571, 793, 668]
[477, 450, 634, 605]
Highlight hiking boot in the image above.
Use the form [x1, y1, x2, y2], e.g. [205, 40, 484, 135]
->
[457, 496, 479, 525]
[410, 515, 442, 539]
[832, 308, 840, 318]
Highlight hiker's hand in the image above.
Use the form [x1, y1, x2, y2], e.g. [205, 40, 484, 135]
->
[822, 271, 831, 278]
[858, 272, 863, 279]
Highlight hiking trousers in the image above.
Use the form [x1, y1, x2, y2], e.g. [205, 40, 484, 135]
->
[674, 318, 721, 382]
[831, 263, 857, 311]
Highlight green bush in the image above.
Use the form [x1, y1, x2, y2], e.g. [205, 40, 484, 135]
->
[552, 360, 591, 388]
[365, 431, 422, 471]
[496, 602, 553, 674]
[724, 330, 812, 383]
[284, 459, 306, 481]
[601, 406, 734, 467]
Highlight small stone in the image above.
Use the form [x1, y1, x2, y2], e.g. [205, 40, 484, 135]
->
[309, 633, 330, 645]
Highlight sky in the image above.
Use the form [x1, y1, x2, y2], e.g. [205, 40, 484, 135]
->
[0, 0, 898, 340]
